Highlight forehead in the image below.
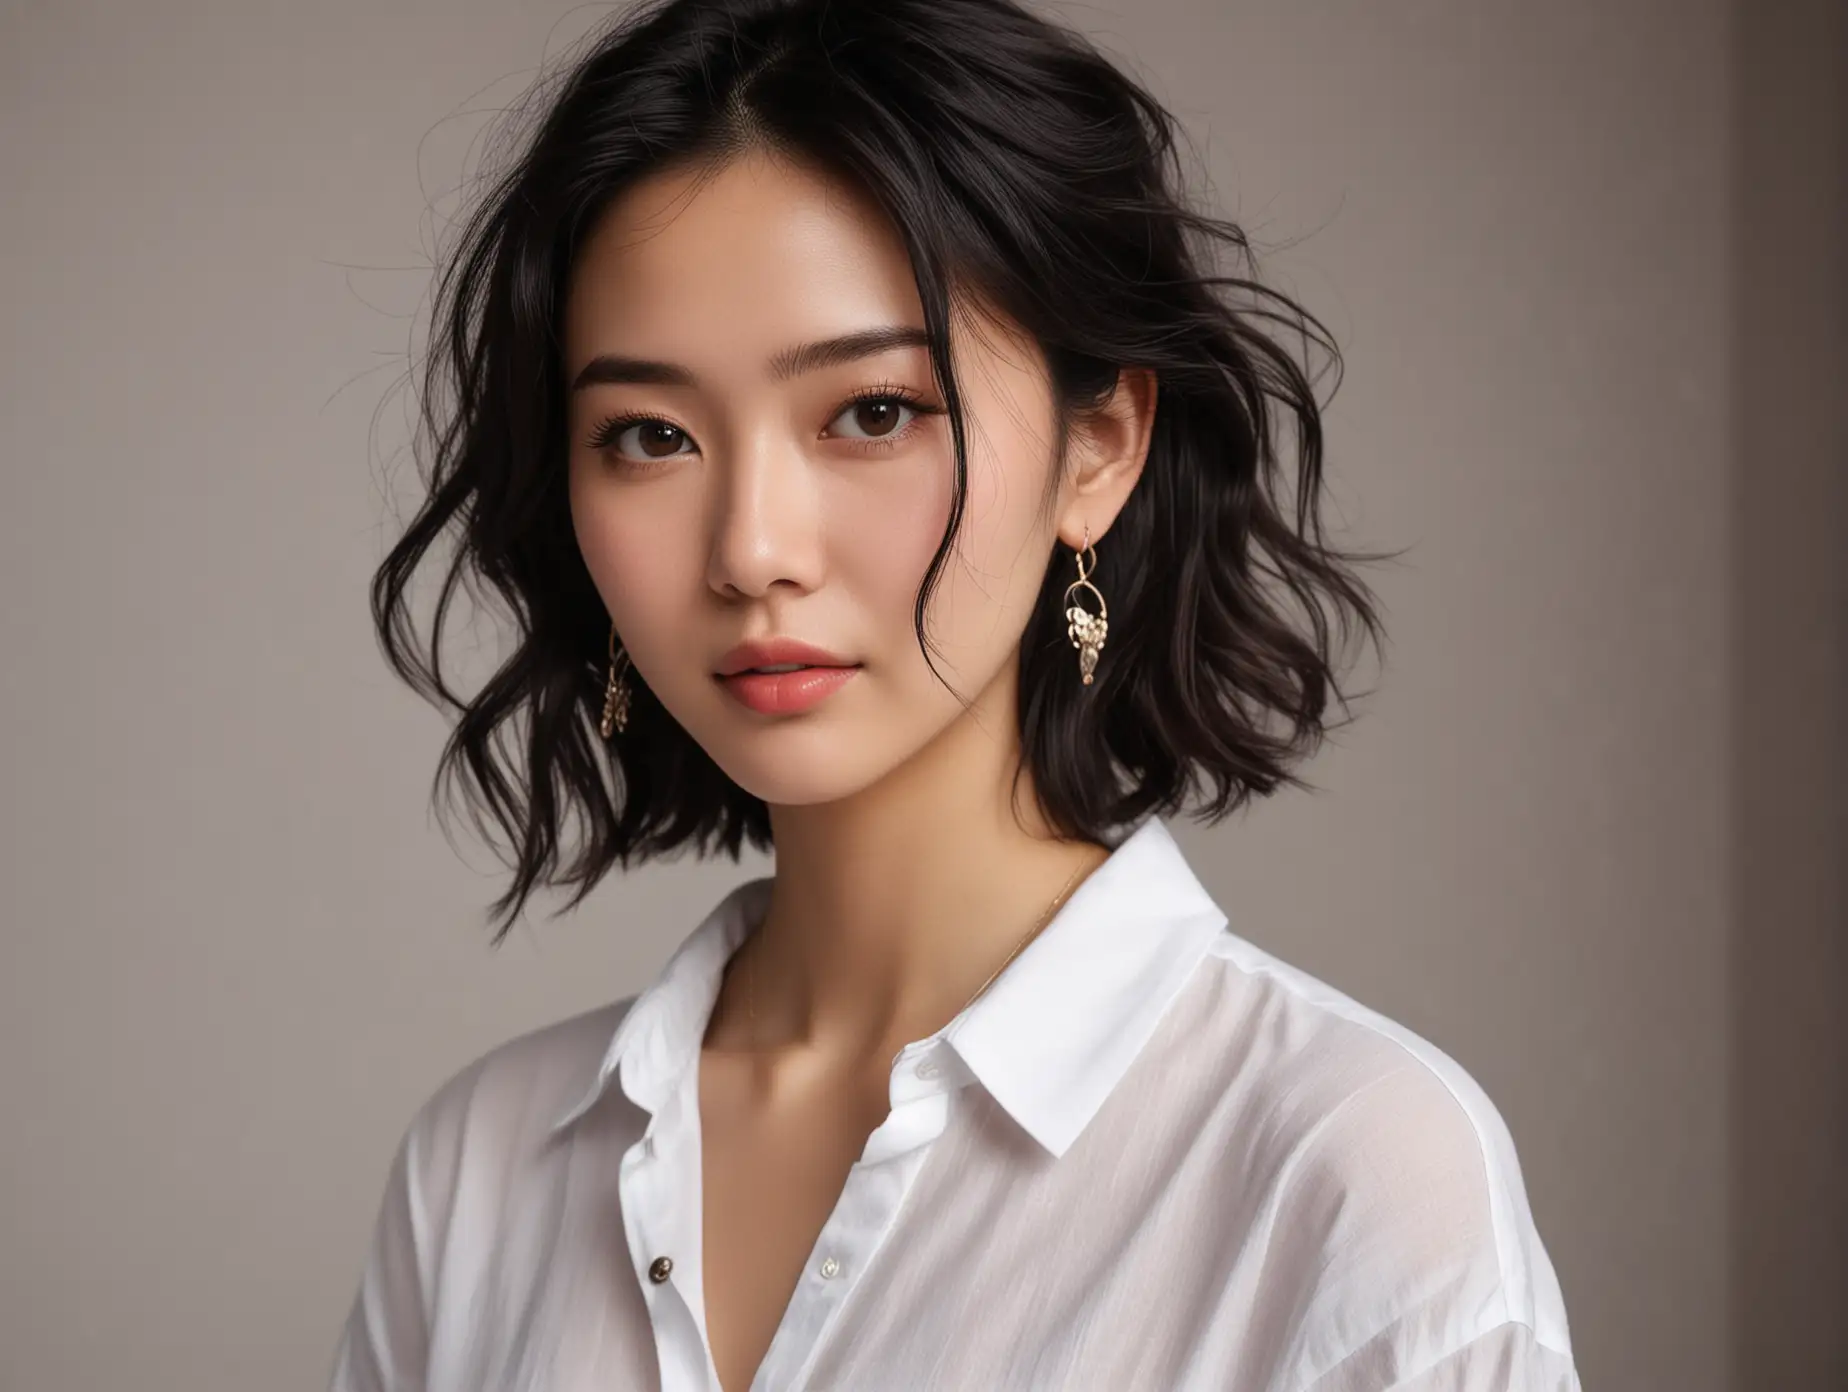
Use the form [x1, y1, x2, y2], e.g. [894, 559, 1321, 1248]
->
[563, 149, 922, 362]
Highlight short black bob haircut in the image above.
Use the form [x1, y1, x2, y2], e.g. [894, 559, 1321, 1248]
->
[372, 0, 1394, 940]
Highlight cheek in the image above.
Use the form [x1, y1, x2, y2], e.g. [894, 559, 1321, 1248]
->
[943, 456, 1047, 650]
[827, 461, 954, 621]
[829, 431, 1049, 677]
[568, 471, 697, 639]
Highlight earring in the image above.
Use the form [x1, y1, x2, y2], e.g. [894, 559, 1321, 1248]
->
[599, 622, 632, 738]
[1063, 524, 1108, 686]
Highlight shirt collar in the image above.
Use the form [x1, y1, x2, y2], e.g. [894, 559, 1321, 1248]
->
[550, 815, 1228, 1158]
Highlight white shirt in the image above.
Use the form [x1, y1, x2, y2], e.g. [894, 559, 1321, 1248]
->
[330, 816, 1580, 1391]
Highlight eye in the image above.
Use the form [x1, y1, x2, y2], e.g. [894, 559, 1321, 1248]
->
[588, 414, 695, 464]
[825, 387, 940, 448]
[829, 396, 914, 440]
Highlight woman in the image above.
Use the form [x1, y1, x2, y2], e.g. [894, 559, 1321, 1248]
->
[332, 0, 1579, 1388]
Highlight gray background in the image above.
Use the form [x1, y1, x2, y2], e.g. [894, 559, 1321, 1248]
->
[2, 2, 1841, 1389]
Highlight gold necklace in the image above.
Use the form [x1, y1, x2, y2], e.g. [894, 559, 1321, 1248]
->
[743, 849, 1100, 1047]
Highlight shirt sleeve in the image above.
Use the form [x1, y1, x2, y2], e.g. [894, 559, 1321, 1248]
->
[327, 1097, 450, 1392]
[1274, 1055, 1580, 1392]
[1300, 1316, 1581, 1392]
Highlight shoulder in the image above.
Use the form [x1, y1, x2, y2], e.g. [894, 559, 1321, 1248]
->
[330, 997, 642, 1389]
[1178, 932, 1576, 1380]
[394, 994, 639, 1186]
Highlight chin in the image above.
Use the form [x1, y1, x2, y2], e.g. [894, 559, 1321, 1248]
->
[666, 677, 960, 807]
[711, 744, 890, 808]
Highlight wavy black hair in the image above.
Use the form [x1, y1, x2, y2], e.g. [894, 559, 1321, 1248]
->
[371, 0, 1396, 940]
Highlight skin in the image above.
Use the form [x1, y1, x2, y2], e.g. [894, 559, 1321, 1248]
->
[563, 144, 1156, 1391]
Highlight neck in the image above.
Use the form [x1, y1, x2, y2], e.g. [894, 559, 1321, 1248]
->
[711, 663, 1110, 1066]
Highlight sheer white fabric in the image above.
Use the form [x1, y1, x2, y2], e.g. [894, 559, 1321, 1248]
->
[330, 816, 1579, 1391]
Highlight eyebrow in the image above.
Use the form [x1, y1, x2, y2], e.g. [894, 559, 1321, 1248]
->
[569, 324, 933, 393]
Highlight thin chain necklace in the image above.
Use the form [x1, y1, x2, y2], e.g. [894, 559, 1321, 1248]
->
[742, 849, 1101, 1048]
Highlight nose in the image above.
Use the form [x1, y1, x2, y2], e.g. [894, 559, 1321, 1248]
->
[703, 420, 827, 602]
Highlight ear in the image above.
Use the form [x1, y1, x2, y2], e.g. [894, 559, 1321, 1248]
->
[1056, 367, 1157, 550]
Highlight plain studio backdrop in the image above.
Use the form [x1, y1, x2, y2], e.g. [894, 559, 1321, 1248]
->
[1, 2, 1841, 1390]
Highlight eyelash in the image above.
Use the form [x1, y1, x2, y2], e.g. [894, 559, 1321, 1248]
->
[586, 381, 942, 469]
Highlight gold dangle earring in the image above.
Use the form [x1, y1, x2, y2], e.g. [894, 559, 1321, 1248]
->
[599, 622, 633, 738]
[1063, 524, 1108, 686]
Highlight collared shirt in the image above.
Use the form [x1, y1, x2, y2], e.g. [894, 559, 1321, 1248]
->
[329, 816, 1580, 1391]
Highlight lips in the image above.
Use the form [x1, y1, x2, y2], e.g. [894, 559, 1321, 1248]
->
[714, 637, 858, 677]
[713, 636, 861, 716]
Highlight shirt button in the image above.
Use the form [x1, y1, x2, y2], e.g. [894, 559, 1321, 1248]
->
[818, 1256, 841, 1279]
[915, 1058, 942, 1080]
[648, 1256, 673, 1284]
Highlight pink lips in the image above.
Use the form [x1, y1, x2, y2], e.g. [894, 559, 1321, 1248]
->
[713, 636, 861, 716]
[717, 664, 860, 715]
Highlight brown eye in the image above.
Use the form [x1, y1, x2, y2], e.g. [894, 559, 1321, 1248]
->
[588, 414, 696, 464]
[852, 400, 902, 437]
[828, 394, 923, 442]
[633, 422, 688, 457]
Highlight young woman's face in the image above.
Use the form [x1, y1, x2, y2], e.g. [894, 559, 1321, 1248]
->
[563, 147, 1075, 808]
